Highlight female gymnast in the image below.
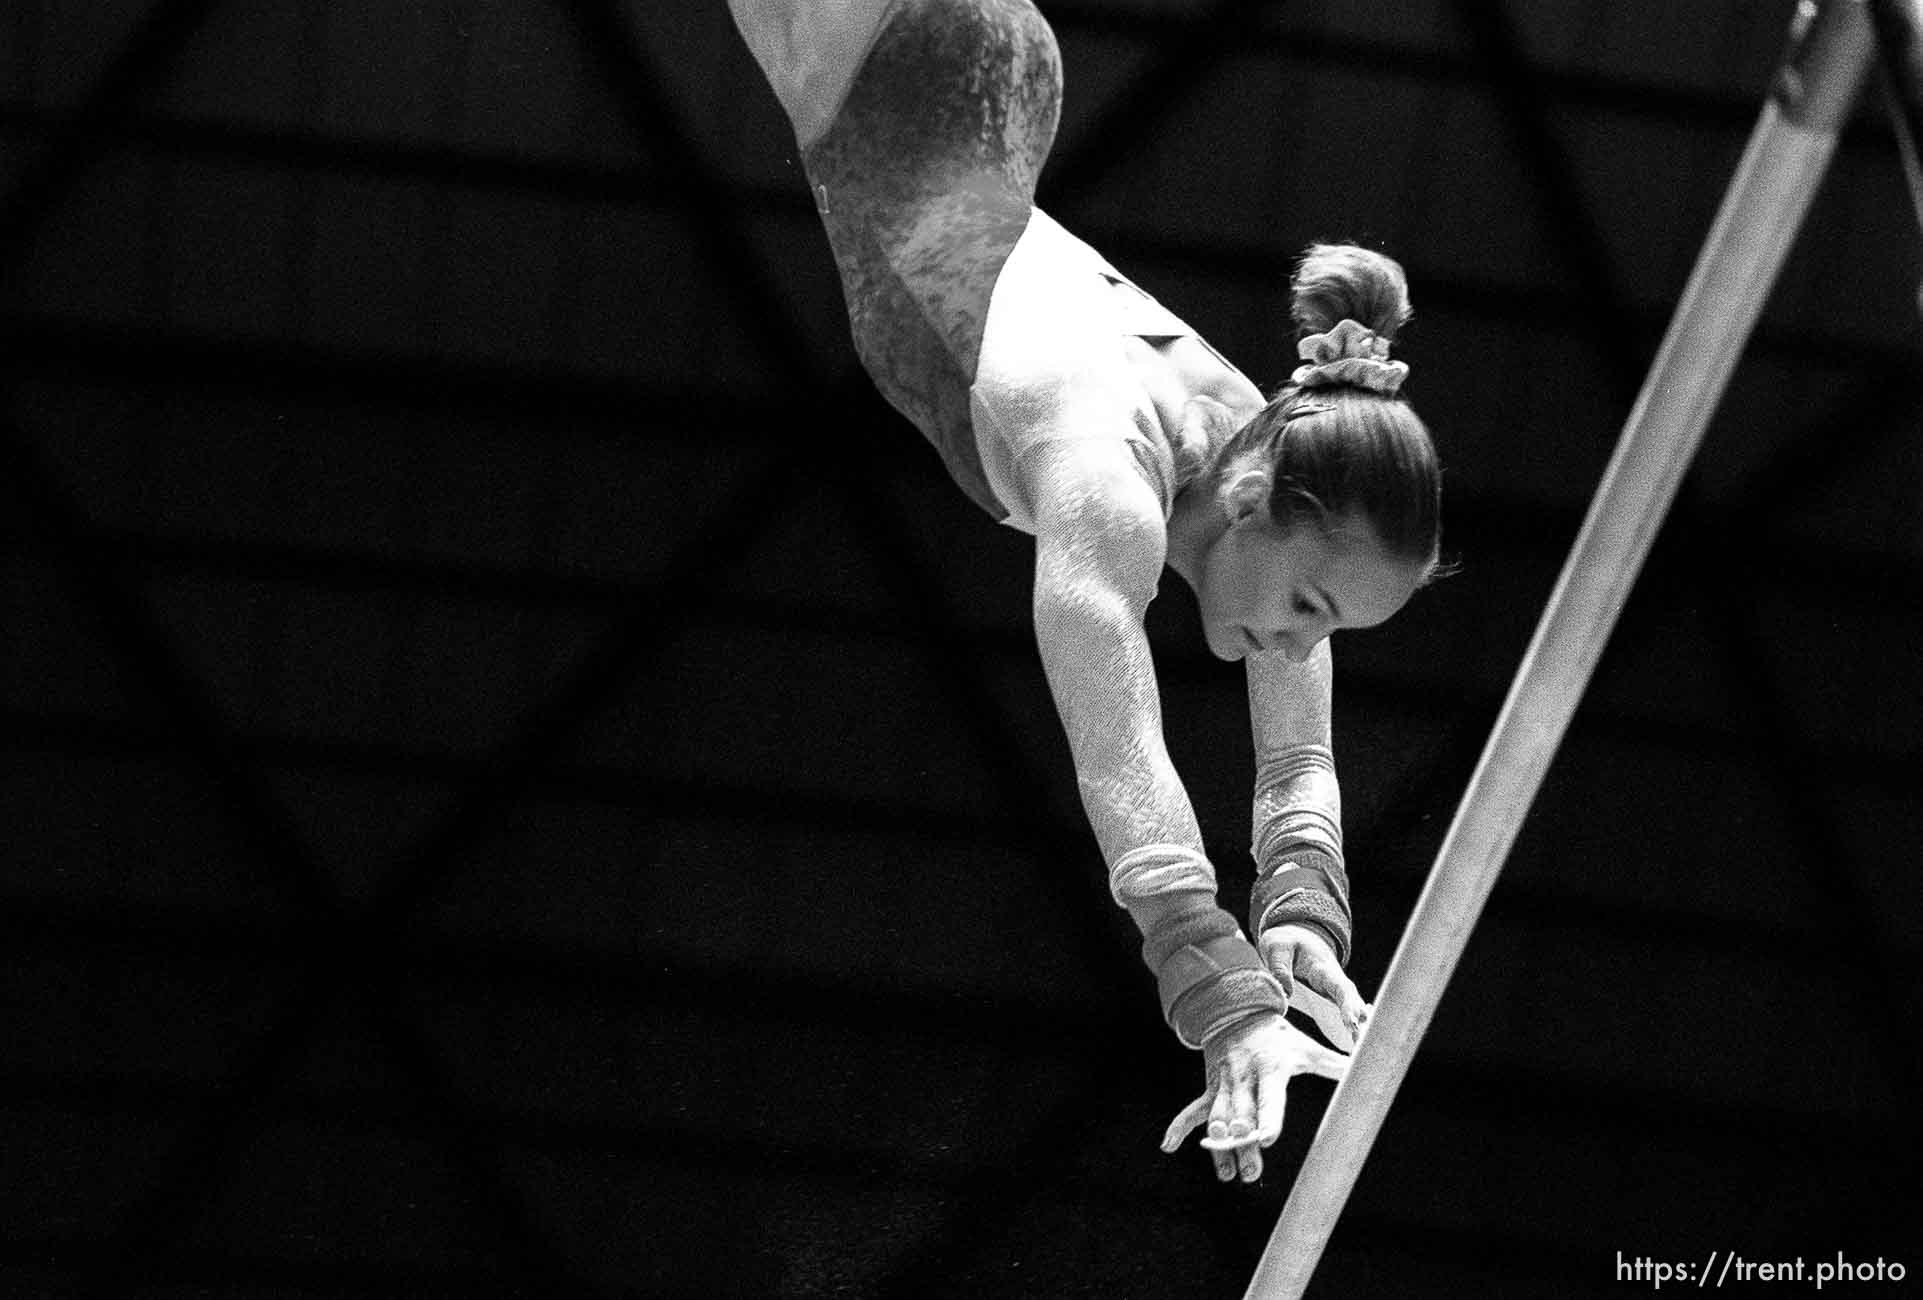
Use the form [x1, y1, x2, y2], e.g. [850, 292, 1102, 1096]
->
[726, 0, 1444, 1185]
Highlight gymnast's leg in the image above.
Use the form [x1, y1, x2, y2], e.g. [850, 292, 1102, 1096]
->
[726, 0, 1062, 520]
[726, 0, 898, 148]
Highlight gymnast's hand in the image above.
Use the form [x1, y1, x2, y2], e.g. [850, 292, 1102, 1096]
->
[1160, 1011, 1351, 1183]
[1260, 922, 1370, 1051]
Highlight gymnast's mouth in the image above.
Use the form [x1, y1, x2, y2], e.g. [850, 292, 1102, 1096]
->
[1242, 627, 1263, 653]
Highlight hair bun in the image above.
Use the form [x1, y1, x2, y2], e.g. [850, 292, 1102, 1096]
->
[1290, 243, 1413, 341]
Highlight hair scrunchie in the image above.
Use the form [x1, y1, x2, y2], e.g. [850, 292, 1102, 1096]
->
[1290, 318, 1410, 396]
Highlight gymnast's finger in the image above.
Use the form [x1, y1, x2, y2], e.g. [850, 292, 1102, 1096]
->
[1290, 1029, 1353, 1083]
[1161, 1094, 1211, 1153]
[1256, 929, 1300, 1001]
[1291, 980, 1355, 1051]
[1253, 1064, 1287, 1149]
[1200, 1063, 1260, 1145]
[1294, 947, 1368, 1043]
[1205, 1072, 1236, 1151]
[1210, 1074, 1245, 1182]
[1236, 1140, 1262, 1184]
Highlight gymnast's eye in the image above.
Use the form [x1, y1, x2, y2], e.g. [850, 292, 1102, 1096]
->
[1292, 595, 1318, 616]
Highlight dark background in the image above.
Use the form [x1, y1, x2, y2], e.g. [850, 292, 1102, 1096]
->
[3, 1, 1919, 1296]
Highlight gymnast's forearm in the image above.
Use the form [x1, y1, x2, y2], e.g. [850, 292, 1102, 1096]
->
[1024, 445, 1286, 1043]
[1035, 607, 1202, 862]
[1029, 497, 1202, 866]
[1033, 586, 1284, 1045]
[1246, 645, 1354, 963]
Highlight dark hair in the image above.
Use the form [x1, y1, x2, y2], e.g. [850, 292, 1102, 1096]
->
[1222, 243, 1444, 572]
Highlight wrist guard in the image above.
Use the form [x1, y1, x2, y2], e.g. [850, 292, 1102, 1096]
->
[1112, 844, 1288, 1049]
[1250, 743, 1352, 965]
[1250, 846, 1351, 966]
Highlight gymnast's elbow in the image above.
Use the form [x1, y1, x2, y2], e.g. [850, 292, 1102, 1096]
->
[1031, 579, 1136, 673]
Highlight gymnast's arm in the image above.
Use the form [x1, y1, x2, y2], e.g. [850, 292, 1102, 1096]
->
[1026, 438, 1283, 1036]
[1027, 441, 1200, 868]
[1246, 644, 1370, 1048]
[1025, 439, 1350, 1181]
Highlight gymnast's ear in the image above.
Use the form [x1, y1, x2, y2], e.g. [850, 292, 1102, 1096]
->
[1219, 461, 1273, 527]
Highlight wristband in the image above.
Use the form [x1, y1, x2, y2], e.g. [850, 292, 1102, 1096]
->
[1165, 941, 1288, 1048]
[1251, 847, 1352, 966]
[1141, 896, 1287, 1049]
[1110, 844, 1288, 1049]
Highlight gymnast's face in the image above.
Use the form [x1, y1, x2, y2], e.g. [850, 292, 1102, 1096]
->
[1197, 506, 1427, 663]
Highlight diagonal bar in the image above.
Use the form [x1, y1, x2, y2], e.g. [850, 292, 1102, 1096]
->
[547, 0, 823, 385]
[0, 412, 342, 922]
[1870, 0, 1923, 240]
[2, 394, 606, 1287]
[1452, 0, 1916, 1067]
[1043, 0, 1278, 203]
[1447, 0, 1646, 392]
[357, 988, 612, 1296]
[0, 0, 224, 280]
[362, 0, 843, 925]
[364, 440, 807, 925]
[835, 451, 1155, 1293]
[1245, 5, 1878, 1296]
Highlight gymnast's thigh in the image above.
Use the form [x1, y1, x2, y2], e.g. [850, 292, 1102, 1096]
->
[726, 0, 900, 147]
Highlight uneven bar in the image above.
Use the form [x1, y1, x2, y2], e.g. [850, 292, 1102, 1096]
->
[1242, 4, 1879, 1297]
